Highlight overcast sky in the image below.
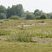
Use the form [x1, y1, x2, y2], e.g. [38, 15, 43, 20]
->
[0, 0, 52, 13]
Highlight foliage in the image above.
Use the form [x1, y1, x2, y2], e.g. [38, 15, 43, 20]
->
[7, 4, 24, 18]
[40, 14, 47, 19]
[0, 5, 6, 13]
[9, 16, 20, 19]
[26, 11, 35, 20]
[0, 5, 6, 19]
[0, 13, 6, 19]
[0, 4, 52, 19]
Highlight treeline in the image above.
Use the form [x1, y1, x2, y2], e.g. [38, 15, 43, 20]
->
[0, 4, 52, 19]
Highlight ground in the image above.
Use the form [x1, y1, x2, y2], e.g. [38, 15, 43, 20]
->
[0, 19, 52, 52]
[0, 41, 52, 52]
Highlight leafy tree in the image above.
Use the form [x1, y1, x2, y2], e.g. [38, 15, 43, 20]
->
[7, 7, 11, 18]
[40, 14, 47, 19]
[34, 9, 41, 16]
[15, 4, 24, 17]
[47, 13, 52, 19]
[0, 5, 6, 13]
[34, 9, 43, 19]
[0, 5, 7, 19]
[26, 11, 35, 20]
[7, 4, 24, 18]
[0, 13, 6, 19]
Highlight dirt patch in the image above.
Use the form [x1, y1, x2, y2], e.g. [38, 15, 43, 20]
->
[32, 37, 52, 43]
[0, 36, 7, 41]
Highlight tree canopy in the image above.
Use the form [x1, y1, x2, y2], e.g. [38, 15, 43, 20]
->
[0, 4, 52, 19]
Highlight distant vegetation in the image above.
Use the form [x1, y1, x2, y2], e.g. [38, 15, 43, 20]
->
[0, 4, 52, 19]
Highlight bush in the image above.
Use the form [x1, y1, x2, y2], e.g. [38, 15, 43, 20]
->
[9, 16, 20, 20]
[40, 14, 47, 19]
[26, 14, 35, 20]
[0, 13, 6, 19]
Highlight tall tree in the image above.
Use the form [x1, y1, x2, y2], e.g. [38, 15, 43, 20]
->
[0, 5, 6, 13]
[7, 6, 11, 18]
[0, 5, 7, 19]
[7, 4, 24, 18]
[34, 9, 44, 19]
[15, 4, 24, 17]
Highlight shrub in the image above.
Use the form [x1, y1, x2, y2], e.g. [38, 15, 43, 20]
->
[0, 13, 6, 19]
[26, 14, 35, 20]
[40, 14, 47, 19]
[9, 16, 20, 20]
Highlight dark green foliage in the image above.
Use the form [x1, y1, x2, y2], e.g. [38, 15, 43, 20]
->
[25, 11, 35, 20]
[47, 13, 52, 19]
[15, 4, 24, 17]
[40, 14, 47, 19]
[34, 9, 42, 16]
[7, 4, 24, 18]
[0, 5, 6, 13]
[26, 14, 34, 20]
[6, 7, 11, 18]
[34, 9, 47, 19]
[0, 4, 52, 19]
[0, 13, 6, 19]
[0, 5, 7, 19]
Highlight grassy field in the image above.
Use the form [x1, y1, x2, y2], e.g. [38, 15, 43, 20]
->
[0, 19, 52, 52]
[0, 41, 52, 52]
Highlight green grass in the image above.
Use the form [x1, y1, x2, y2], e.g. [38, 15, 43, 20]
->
[0, 19, 52, 52]
[0, 19, 52, 42]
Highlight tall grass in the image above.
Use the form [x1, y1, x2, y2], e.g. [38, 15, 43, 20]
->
[7, 30, 32, 42]
[0, 19, 52, 42]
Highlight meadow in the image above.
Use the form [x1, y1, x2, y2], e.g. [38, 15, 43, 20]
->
[0, 19, 52, 52]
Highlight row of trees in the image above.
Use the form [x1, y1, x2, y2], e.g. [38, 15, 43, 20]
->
[0, 4, 52, 19]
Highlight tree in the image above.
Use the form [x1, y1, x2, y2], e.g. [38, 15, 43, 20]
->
[0, 13, 6, 19]
[15, 4, 24, 17]
[40, 14, 47, 19]
[47, 13, 52, 19]
[0, 5, 7, 19]
[34, 9, 43, 19]
[7, 6, 11, 18]
[34, 9, 41, 16]
[7, 4, 24, 18]
[0, 5, 6, 13]
[26, 11, 35, 20]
